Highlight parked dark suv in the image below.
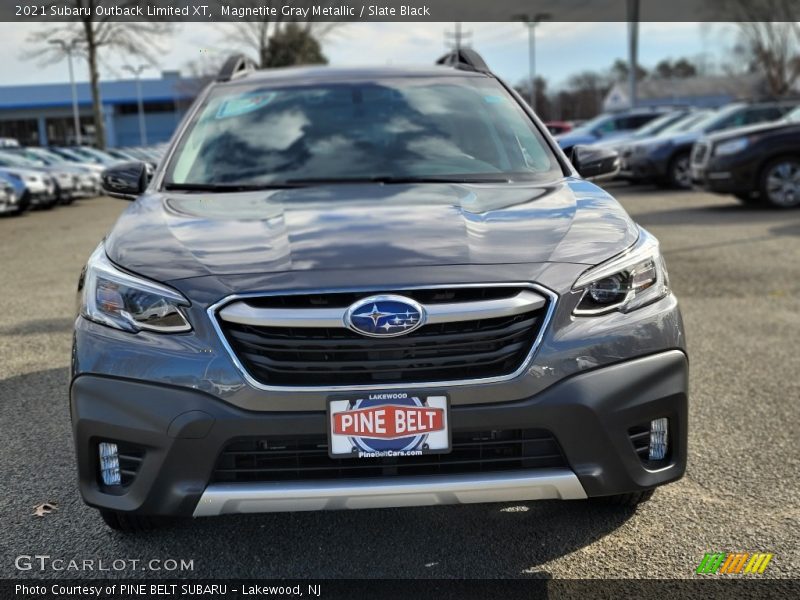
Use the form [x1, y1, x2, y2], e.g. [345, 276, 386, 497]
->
[691, 105, 800, 208]
[73, 51, 687, 531]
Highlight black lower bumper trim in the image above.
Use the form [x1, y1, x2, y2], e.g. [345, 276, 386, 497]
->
[70, 350, 688, 516]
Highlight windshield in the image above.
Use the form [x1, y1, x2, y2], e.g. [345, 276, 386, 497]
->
[573, 113, 613, 133]
[23, 149, 65, 165]
[688, 105, 744, 133]
[658, 110, 714, 135]
[71, 147, 115, 164]
[165, 76, 561, 187]
[784, 106, 800, 123]
[632, 111, 685, 138]
[0, 151, 42, 168]
[23, 148, 65, 164]
[51, 148, 91, 162]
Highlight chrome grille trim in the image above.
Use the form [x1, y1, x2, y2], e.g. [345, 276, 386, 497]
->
[218, 289, 546, 328]
[207, 283, 558, 392]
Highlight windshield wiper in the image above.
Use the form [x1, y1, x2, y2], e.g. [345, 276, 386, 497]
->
[164, 176, 513, 192]
[283, 176, 512, 185]
[163, 182, 306, 192]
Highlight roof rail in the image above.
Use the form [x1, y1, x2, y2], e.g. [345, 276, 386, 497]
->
[217, 55, 256, 82]
[436, 49, 491, 74]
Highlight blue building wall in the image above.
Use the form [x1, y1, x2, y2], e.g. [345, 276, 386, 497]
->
[113, 111, 184, 147]
[0, 73, 200, 147]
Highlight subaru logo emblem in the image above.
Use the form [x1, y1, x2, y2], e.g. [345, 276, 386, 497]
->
[344, 295, 426, 338]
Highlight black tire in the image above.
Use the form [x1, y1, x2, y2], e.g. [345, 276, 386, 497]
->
[734, 192, 760, 204]
[667, 152, 692, 189]
[99, 509, 166, 532]
[592, 489, 655, 507]
[759, 156, 800, 208]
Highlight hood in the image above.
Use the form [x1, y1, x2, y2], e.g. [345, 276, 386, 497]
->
[0, 166, 44, 180]
[70, 162, 104, 173]
[703, 119, 798, 143]
[555, 130, 598, 148]
[629, 131, 698, 151]
[592, 132, 641, 152]
[105, 180, 639, 283]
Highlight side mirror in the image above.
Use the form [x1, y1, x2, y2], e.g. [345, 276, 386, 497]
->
[101, 161, 152, 200]
[570, 145, 620, 181]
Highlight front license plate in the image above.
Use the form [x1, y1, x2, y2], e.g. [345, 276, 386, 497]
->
[328, 391, 450, 459]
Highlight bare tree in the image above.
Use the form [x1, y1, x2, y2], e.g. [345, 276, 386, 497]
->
[716, 0, 800, 97]
[216, 0, 341, 67]
[654, 58, 699, 79]
[24, 1, 174, 148]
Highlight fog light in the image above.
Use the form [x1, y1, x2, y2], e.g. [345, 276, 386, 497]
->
[649, 418, 669, 460]
[99, 442, 121, 485]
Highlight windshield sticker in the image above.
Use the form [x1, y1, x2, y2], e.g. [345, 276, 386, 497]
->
[483, 95, 505, 104]
[216, 92, 276, 119]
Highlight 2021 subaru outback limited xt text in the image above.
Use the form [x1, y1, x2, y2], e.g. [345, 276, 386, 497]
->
[72, 51, 687, 532]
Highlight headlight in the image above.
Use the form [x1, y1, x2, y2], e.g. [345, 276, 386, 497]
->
[714, 138, 749, 156]
[80, 243, 191, 333]
[573, 229, 670, 316]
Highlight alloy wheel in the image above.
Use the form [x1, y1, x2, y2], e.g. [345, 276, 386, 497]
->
[765, 160, 800, 208]
[671, 155, 691, 189]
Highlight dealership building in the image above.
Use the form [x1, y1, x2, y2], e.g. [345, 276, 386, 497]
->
[0, 71, 200, 147]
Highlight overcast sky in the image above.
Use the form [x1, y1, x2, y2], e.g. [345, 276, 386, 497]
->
[0, 22, 732, 90]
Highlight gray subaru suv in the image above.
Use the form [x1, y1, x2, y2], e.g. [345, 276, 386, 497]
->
[73, 51, 687, 531]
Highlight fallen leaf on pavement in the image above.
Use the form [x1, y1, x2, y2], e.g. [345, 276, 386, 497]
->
[33, 502, 58, 517]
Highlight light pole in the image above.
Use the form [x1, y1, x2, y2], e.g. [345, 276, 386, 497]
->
[627, 0, 640, 109]
[515, 13, 551, 112]
[49, 38, 83, 145]
[123, 64, 148, 146]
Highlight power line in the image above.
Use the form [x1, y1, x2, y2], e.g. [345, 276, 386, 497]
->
[444, 22, 472, 51]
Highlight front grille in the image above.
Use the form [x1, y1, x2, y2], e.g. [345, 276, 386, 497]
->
[218, 287, 548, 387]
[212, 429, 567, 483]
[243, 287, 522, 308]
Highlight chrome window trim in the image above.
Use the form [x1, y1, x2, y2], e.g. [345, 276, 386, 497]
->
[218, 289, 547, 329]
[206, 282, 558, 393]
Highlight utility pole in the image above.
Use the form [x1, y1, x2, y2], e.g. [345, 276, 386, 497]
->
[515, 13, 551, 112]
[123, 64, 148, 146]
[445, 22, 472, 52]
[49, 38, 83, 145]
[627, 0, 640, 109]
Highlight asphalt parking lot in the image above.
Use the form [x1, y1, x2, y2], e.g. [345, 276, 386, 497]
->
[0, 186, 798, 579]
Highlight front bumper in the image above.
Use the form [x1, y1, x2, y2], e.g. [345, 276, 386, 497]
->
[71, 350, 688, 517]
[194, 471, 587, 516]
[27, 187, 57, 207]
[619, 155, 668, 181]
[691, 158, 759, 196]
